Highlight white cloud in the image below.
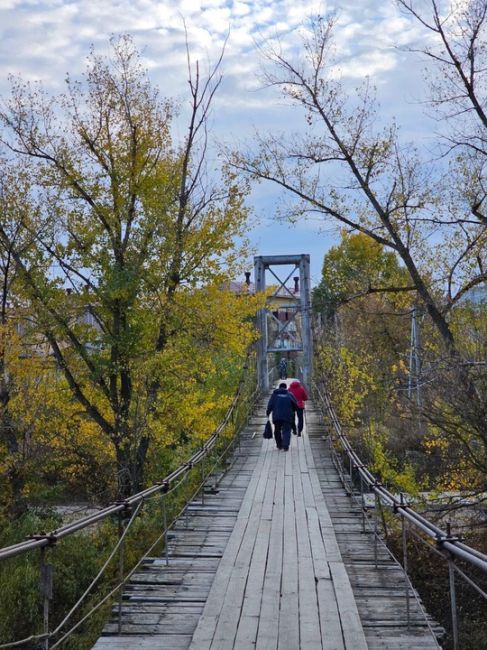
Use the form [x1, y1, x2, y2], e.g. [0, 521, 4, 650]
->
[339, 49, 397, 79]
[200, 6, 232, 32]
[233, 2, 250, 17]
[0, 0, 434, 137]
[0, 0, 440, 279]
[179, 0, 202, 14]
[227, 25, 254, 48]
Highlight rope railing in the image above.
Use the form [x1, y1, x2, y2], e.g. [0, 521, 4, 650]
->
[313, 381, 487, 649]
[0, 369, 260, 649]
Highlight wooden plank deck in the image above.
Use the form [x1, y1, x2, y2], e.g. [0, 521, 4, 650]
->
[93, 399, 439, 650]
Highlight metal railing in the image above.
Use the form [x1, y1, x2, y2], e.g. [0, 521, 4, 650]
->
[0, 373, 260, 649]
[314, 382, 487, 650]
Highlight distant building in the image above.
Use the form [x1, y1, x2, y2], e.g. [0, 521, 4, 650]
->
[227, 272, 255, 295]
[268, 276, 301, 351]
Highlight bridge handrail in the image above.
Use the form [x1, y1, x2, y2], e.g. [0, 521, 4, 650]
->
[0, 375, 259, 562]
[314, 383, 487, 574]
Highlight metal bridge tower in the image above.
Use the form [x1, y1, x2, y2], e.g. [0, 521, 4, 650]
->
[254, 254, 312, 392]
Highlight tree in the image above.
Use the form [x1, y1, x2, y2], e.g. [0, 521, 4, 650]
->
[314, 232, 415, 441]
[395, 0, 487, 302]
[233, 14, 486, 347]
[313, 231, 413, 317]
[231, 12, 487, 478]
[0, 161, 40, 516]
[0, 36, 254, 498]
[397, 0, 487, 157]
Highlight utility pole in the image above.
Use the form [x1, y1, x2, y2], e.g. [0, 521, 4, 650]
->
[408, 306, 422, 407]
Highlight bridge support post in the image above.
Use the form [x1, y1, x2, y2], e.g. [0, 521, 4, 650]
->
[447, 520, 459, 650]
[162, 495, 169, 566]
[254, 257, 268, 393]
[448, 559, 459, 649]
[117, 512, 125, 635]
[360, 475, 366, 533]
[300, 254, 313, 389]
[401, 494, 410, 631]
[201, 456, 206, 506]
[374, 492, 379, 569]
[40, 546, 52, 650]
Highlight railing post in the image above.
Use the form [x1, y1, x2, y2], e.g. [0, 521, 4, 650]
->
[360, 474, 365, 533]
[39, 546, 52, 650]
[117, 511, 125, 635]
[374, 491, 378, 569]
[447, 523, 459, 650]
[339, 452, 345, 488]
[213, 456, 218, 492]
[400, 493, 410, 630]
[212, 448, 219, 493]
[162, 492, 169, 567]
[377, 496, 389, 543]
[201, 455, 206, 506]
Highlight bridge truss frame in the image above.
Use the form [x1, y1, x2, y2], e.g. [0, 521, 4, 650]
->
[254, 254, 312, 392]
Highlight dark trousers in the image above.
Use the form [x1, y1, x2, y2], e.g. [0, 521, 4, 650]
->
[292, 408, 304, 434]
[274, 420, 292, 450]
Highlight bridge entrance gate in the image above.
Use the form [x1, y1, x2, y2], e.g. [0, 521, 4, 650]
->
[254, 254, 312, 392]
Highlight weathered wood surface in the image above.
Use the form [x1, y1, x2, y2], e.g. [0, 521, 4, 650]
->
[92, 400, 269, 650]
[186, 400, 370, 650]
[306, 407, 440, 649]
[93, 399, 438, 650]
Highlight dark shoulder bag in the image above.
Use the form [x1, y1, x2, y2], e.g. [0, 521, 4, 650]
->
[263, 420, 273, 439]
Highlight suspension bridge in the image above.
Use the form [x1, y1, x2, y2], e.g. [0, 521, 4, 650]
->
[0, 255, 486, 650]
[92, 396, 439, 650]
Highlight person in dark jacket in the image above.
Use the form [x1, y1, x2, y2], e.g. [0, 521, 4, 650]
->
[288, 380, 309, 436]
[266, 382, 298, 451]
[278, 357, 287, 380]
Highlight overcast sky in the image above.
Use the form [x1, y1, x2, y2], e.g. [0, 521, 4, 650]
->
[0, 0, 434, 284]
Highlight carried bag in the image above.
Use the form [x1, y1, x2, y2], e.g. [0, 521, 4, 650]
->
[263, 420, 273, 439]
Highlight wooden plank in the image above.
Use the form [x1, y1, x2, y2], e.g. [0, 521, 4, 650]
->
[278, 471, 299, 649]
[305, 507, 330, 581]
[294, 445, 324, 650]
[304, 497, 344, 649]
[304, 410, 368, 650]
[233, 478, 274, 649]
[316, 576, 345, 650]
[95, 638, 192, 650]
[189, 443, 273, 648]
[303, 432, 346, 564]
[254, 450, 285, 650]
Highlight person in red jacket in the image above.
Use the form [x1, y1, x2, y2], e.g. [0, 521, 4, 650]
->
[288, 380, 309, 436]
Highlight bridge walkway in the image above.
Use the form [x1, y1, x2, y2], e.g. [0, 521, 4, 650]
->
[93, 398, 438, 649]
